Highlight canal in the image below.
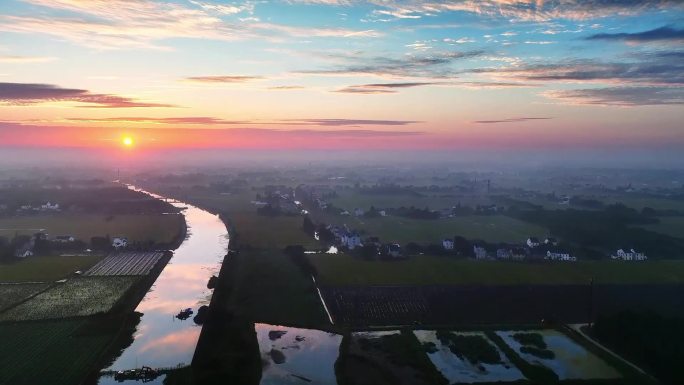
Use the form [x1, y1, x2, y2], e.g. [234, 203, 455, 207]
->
[98, 186, 229, 384]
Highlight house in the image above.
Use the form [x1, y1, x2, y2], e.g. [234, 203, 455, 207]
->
[14, 241, 34, 258]
[386, 243, 402, 258]
[511, 248, 527, 260]
[546, 250, 576, 262]
[55, 235, 76, 243]
[473, 245, 488, 260]
[526, 237, 541, 248]
[544, 237, 558, 246]
[496, 248, 512, 259]
[112, 237, 128, 249]
[341, 232, 362, 249]
[41, 202, 60, 211]
[612, 248, 647, 261]
[340, 210, 350, 216]
[353, 208, 365, 217]
[442, 239, 454, 250]
[379, 210, 387, 217]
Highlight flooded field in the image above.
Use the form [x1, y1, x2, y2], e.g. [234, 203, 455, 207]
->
[414, 330, 524, 383]
[256, 323, 342, 385]
[496, 329, 620, 380]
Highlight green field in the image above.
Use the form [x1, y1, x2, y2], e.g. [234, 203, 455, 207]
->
[0, 283, 50, 311]
[221, 250, 328, 328]
[320, 215, 548, 244]
[0, 213, 184, 244]
[310, 254, 684, 286]
[0, 318, 119, 385]
[0, 255, 103, 283]
[0, 276, 138, 321]
[330, 190, 495, 212]
[152, 188, 319, 249]
[638, 216, 684, 239]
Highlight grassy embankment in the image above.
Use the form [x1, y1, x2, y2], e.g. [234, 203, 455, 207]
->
[310, 254, 684, 286]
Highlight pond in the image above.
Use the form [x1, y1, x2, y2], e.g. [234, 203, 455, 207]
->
[256, 323, 342, 385]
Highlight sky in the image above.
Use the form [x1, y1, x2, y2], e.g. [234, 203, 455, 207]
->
[0, 0, 683, 152]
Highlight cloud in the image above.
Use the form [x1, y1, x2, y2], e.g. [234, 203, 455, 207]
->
[268, 85, 306, 90]
[331, 0, 684, 22]
[334, 82, 438, 93]
[0, 0, 379, 50]
[280, 118, 420, 126]
[297, 50, 485, 78]
[0, 55, 57, 63]
[473, 117, 552, 124]
[60, 116, 420, 127]
[65, 117, 249, 125]
[471, 56, 684, 86]
[586, 26, 684, 43]
[0, 82, 174, 108]
[183, 75, 264, 84]
[543, 86, 684, 106]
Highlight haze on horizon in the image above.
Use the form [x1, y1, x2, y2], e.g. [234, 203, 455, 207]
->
[0, 0, 683, 156]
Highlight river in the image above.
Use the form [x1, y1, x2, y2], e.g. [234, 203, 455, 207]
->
[98, 186, 229, 384]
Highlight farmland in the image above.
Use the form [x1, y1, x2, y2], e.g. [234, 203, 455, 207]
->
[144, 187, 318, 249]
[85, 251, 166, 276]
[0, 213, 184, 244]
[0, 316, 138, 385]
[321, 284, 684, 327]
[310, 254, 684, 286]
[637, 216, 684, 239]
[329, 189, 496, 213]
[0, 283, 49, 311]
[0, 276, 138, 321]
[318, 214, 548, 244]
[0, 255, 103, 282]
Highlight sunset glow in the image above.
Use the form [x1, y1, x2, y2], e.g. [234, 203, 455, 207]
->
[0, 1, 682, 152]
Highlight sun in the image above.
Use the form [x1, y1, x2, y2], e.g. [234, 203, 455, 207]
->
[122, 136, 134, 147]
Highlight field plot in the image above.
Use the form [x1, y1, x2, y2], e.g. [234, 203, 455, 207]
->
[256, 323, 342, 385]
[496, 330, 620, 380]
[320, 215, 548, 244]
[638, 216, 684, 239]
[0, 283, 49, 311]
[322, 286, 428, 326]
[339, 330, 447, 385]
[414, 330, 524, 383]
[0, 213, 184, 244]
[85, 251, 165, 276]
[329, 190, 495, 212]
[0, 255, 103, 283]
[0, 318, 114, 385]
[0, 276, 138, 321]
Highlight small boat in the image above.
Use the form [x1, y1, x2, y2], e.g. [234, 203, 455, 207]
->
[176, 307, 193, 320]
[114, 366, 159, 382]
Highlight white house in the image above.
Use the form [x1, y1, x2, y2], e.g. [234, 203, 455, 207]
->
[55, 235, 75, 243]
[546, 251, 576, 262]
[353, 208, 365, 217]
[526, 237, 541, 248]
[442, 239, 454, 250]
[112, 237, 128, 249]
[473, 246, 488, 260]
[612, 249, 647, 261]
[341, 232, 362, 249]
[41, 202, 60, 211]
[379, 210, 387, 217]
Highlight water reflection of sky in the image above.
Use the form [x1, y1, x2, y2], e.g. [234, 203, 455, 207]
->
[99, 188, 228, 384]
[256, 323, 341, 385]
